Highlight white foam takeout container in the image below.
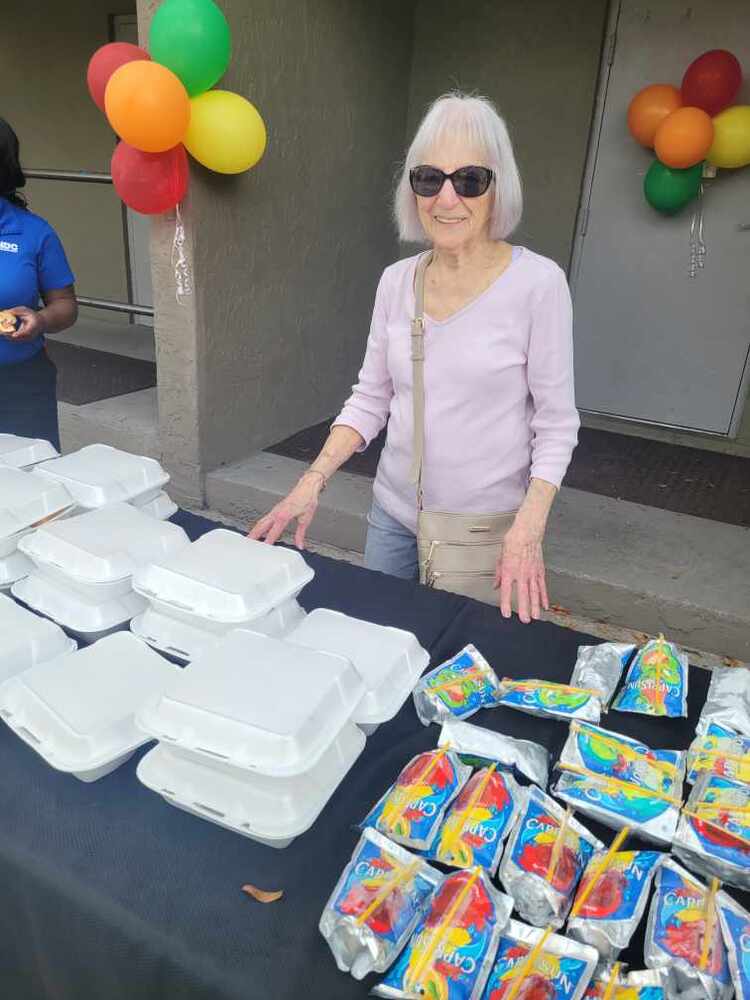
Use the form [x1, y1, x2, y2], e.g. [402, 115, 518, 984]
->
[0, 468, 74, 554]
[0, 434, 59, 470]
[0, 549, 34, 590]
[130, 490, 178, 521]
[18, 503, 189, 602]
[137, 722, 365, 848]
[132, 528, 314, 625]
[12, 571, 147, 644]
[32, 444, 169, 509]
[0, 632, 179, 781]
[131, 598, 307, 664]
[136, 628, 364, 776]
[286, 609, 429, 735]
[0, 592, 76, 683]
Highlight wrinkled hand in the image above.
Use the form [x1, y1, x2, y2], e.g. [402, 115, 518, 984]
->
[6, 306, 46, 342]
[494, 524, 550, 624]
[248, 477, 321, 549]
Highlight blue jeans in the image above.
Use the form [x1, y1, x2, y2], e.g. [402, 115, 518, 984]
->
[0, 349, 60, 450]
[363, 499, 419, 581]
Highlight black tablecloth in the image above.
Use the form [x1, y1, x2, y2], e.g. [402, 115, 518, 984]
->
[0, 509, 730, 999]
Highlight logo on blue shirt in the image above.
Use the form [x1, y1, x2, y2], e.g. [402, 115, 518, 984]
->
[0, 240, 19, 253]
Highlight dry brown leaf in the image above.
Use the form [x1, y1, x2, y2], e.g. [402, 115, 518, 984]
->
[241, 883, 284, 904]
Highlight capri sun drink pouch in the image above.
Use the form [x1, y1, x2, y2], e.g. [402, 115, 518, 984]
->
[498, 786, 603, 929]
[687, 727, 750, 785]
[495, 678, 602, 725]
[552, 723, 685, 846]
[584, 967, 667, 1000]
[567, 829, 664, 959]
[438, 719, 550, 788]
[644, 859, 732, 1000]
[673, 772, 750, 891]
[426, 765, 523, 876]
[717, 892, 750, 1000]
[570, 644, 636, 708]
[696, 668, 750, 738]
[319, 828, 442, 979]
[414, 646, 502, 726]
[372, 866, 514, 1000]
[481, 920, 598, 1000]
[611, 636, 688, 719]
[362, 749, 472, 851]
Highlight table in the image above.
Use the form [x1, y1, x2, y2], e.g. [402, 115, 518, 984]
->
[0, 508, 731, 999]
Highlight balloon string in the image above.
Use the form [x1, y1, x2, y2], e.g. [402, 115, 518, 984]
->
[172, 203, 193, 304]
[689, 184, 707, 280]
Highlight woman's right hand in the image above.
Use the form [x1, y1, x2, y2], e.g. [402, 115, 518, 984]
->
[248, 474, 323, 549]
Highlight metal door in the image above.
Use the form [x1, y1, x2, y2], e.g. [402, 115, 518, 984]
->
[571, 0, 750, 434]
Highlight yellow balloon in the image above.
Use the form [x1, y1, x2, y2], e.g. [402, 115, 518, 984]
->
[184, 91, 267, 174]
[708, 105, 750, 169]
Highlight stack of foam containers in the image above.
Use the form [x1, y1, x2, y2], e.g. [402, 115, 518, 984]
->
[0, 593, 76, 683]
[0, 433, 59, 470]
[0, 632, 181, 781]
[136, 628, 368, 848]
[32, 443, 177, 520]
[0, 468, 74, 592]
[130, 529, 311, 662]
[12, 503, 190, 644]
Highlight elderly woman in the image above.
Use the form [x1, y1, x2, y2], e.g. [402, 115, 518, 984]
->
[251, 93, 579, 624]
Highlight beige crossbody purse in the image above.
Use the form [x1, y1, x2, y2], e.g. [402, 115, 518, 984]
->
[412, 251, 517, 605]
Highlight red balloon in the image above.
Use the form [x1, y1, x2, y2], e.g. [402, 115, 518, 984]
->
[111, 141, 189, 214]
[87, 42, 150, 112]
[681, 49, 742, 117]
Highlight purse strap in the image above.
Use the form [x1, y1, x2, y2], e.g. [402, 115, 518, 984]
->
[410, 251, 433, 503]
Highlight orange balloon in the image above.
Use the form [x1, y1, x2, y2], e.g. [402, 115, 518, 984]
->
[654, 106, 714, 168]
[627, 84, 682, 147]
[105, 61, 190, 153]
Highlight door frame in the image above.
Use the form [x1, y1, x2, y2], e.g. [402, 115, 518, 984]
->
[568, 0, 750, 438]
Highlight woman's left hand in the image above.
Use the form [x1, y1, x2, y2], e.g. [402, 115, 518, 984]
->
[494, 522, 550, 624]
[7, 306, 46, 342]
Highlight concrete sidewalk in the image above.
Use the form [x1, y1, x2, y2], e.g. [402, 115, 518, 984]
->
[206, 452, 750, 663]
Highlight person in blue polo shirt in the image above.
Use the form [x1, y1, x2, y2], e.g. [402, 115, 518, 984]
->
[0, 117, 78, 449]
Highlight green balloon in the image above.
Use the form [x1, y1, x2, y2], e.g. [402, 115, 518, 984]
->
[643, 160, 703, 215]
[149, 0, 231, 97]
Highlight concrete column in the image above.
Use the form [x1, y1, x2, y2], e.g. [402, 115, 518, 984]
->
[138, 0, 414, 503]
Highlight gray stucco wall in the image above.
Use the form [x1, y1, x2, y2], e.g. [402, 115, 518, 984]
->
[185, 1, 413, 474]
[405, 0, 610, 269]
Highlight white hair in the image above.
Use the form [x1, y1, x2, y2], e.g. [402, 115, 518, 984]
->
[394, 92, 523, 244]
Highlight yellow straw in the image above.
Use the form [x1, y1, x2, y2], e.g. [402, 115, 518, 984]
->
[560, 763, 683, 806]
[384, 750, 446, 835]
[429, 666, 487, 693]
[546, 807, 573, 881]
[699, 877, 720, 971]
[602, 963, 622, 1000]
[355, 859, 419, 926]
[440, 765, 497, 857]
[503, 926, 554, 1000]
[501, 678, 603, 699]
[406, 869, 479, 990]
[695, 801, 750, 815]
[570, 723, 678, 779]
[570, 827, 631, 917]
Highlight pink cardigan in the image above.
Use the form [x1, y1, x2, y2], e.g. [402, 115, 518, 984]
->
[334, 247, 580, 532]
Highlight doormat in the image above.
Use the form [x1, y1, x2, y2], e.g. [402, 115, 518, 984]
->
[267, 420, 750, 528]
[47, 341, 157, 406]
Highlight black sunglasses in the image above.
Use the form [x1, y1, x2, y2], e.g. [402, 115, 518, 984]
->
[409, 164, 494, 198]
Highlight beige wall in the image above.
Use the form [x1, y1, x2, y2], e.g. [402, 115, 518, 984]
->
[5, 0, 135, 324]
[405, 0, 609, 269]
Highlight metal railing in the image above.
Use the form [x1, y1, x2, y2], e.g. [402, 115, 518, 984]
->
[25, 168, 154, 320]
